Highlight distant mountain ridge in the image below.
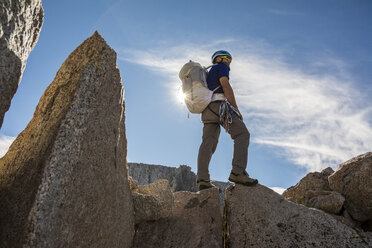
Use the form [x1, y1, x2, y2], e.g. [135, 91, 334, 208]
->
[128, 162, 232, 208]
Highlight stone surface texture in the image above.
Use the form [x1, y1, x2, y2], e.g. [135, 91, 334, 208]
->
[131, 179, 174, 224]
[283, 167, 334, 205]
[329, 152, 372, 223]
[331, 209, 363, 231]
[0, 32, 134, 247]
[282, 167, 346, 214]
[307, 191, 345, 214]
[0, 0, 44, 127]
[224, 184, 372, 248]
[133, 188, 223, 248]
[128, 162, 198, 192]
[128, 176, 139, 191]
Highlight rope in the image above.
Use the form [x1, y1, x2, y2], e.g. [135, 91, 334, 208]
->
[219, 101, 239, 132]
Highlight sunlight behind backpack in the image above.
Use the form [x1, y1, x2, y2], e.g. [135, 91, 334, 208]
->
[179, 61, 219, 114]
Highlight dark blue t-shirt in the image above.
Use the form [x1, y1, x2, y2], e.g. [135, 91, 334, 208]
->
[206, 63, 229, 94]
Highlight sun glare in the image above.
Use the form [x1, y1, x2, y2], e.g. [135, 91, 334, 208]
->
[176, 87, 186, 105]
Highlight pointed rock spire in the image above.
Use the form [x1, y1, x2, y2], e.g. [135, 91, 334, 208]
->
[0, 31, 134, 247]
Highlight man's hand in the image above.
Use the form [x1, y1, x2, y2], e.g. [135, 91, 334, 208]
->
[236, 109, 243, 120]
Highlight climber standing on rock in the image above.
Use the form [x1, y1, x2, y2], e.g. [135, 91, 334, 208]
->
[197, 50, 258, 190]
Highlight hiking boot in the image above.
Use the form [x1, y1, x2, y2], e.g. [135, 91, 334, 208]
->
[197, 180, 217, 191]
[228, 171, 258, 186]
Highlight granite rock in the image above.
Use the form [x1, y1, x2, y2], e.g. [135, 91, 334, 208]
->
[282, 167, 345, 215]
[307, 190, 345, 214]
[133, 188, 222, 248]
[128, 176, 139, 191]
[0, 0, 43, 127]
[331, 209, 363, 231]
[329, 152, 372, 223]
[224, 184, 371, 248]
[132, 193, 162, 225]
[131, 179, 173, 224]
[283, 167, 334, 205]
[0, 32, 134, 247]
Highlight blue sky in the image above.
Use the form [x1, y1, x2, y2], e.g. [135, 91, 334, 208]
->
[1, 0, 371, 193]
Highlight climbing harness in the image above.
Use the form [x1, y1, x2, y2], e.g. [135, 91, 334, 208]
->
[207, 100, 239, 132]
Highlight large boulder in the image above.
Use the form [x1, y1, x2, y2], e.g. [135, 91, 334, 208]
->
[307, 191, 345, 215]
[0, 32, 134, 247]
[224, 184, 371, 248]
[329, 152, 372, 223]
[131, 179, 173, 224]
[0, 0, 44, 127]
[283, 167, 345, 214]
[133, 188, 223, 247]
[283, 167, 334, 205]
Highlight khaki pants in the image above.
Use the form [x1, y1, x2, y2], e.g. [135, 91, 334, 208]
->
[197, 101, 250, 181]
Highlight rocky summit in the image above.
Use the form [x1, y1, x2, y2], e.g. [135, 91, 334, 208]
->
[0, 0, 44, 127]
[0, 32, 134, 247]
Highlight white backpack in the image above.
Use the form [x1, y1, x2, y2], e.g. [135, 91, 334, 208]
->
[178, 61, 220, 113]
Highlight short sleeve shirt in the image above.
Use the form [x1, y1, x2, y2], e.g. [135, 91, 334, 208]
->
[206, 63, 229, 94]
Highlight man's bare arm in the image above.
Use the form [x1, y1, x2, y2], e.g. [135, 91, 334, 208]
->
[219, 76, 243, 119]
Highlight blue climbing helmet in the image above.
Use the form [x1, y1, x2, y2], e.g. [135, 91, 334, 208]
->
[211, 50, 232, 64]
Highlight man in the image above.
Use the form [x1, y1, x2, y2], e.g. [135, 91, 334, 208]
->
[197, 50, 258, 190]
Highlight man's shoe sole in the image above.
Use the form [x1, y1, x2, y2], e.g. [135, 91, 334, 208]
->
[228, 177, 258, 187]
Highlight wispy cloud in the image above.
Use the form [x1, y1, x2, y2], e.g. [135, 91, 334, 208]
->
[118, 40, 372, 172]
[0, 135, 15, 158]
